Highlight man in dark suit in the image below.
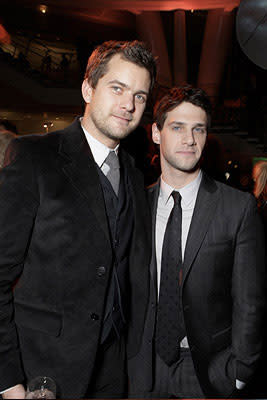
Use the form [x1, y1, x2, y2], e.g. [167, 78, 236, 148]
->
[129, 86, 265, 398]
[0, 40, 156, 399]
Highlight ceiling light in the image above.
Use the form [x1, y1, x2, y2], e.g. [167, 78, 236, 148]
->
[39, 5, 48, 14]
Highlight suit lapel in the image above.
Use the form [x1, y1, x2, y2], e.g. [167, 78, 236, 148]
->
[148, 181, 160, 296]
[59, 119, 110, 242]
[182, 173, 219, 285]
[120, 150, 152, 267]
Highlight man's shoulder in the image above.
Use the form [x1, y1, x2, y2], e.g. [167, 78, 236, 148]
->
[208, 175, 255, 209]
[4, 130, 62, 167]
[215, 178, 252, 197]
[5, 120, 79, 165]
[15, 127, 65, 149]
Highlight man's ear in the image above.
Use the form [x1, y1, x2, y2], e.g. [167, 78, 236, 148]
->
[82, 80, 93, 103]
[152, 123, 161, 144]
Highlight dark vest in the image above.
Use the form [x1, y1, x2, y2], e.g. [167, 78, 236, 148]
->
[97, 161, 134, 343]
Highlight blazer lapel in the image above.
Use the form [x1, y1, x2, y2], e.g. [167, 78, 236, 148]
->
[147, 181, 160, 296]
[182, 173, 219, 285]
[59, 119, 110, 242]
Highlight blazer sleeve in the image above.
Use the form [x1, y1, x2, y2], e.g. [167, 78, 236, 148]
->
[0, 139, 39, 391]
[231, 193, 266, 383]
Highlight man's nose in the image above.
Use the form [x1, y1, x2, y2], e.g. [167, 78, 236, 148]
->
[121, 93, 135, 112]
[183, 129, 195, 145]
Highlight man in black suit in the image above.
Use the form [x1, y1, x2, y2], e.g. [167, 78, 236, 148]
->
[129, 86, 265, 398]
[0, 40, 156, 398]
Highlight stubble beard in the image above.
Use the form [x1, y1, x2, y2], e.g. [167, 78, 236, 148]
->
[91, 110, 136, 142]
[164, 152, 201, 175]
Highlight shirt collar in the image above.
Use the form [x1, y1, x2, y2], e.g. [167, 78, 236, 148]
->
[160, 170, 202, 207]
[80, 118, 119, 168]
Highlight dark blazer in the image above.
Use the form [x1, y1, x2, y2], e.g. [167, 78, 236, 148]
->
[0, 119, 151, 398]
[128, 172, 265, 398]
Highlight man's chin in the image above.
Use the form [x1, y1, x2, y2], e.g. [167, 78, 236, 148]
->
[176, 161, 201, 174]
[105, 129, 134, 141]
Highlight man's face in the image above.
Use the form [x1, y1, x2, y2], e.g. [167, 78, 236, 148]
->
[82, 53, 150, 147]
[152, 101, 207, 176]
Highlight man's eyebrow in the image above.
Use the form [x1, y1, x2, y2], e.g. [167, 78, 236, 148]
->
[194, 123, 206, 127]
[108, 80, 129, 88]
[108, 80, 149, 96]
[168, 121, 185, 125]
[168, 121, 206, 126]
[136, 90, 149, 96]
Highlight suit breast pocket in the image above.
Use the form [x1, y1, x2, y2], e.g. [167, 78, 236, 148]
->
[14, 299, 62, 337]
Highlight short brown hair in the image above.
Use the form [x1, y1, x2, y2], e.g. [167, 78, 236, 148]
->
[154, 86, 212, 130]
[84, 40, 157, 94]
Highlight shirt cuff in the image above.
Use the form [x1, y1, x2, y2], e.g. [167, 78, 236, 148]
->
[236, 379, 246, 390]
[0, 384, 21, 394]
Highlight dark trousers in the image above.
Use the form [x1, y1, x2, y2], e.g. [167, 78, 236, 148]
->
[86, 335, 126, 398]
[147, 348, 204, 398]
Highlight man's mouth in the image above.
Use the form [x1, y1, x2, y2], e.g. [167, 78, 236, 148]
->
[112, 114, 132, 123]
[176, 151, 195, 155]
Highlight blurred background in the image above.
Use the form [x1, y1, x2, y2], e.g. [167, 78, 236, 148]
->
[0, 0, 266, 187]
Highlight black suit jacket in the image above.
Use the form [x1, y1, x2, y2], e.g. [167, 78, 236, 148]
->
[0, 119, 151, 398]
[128, 172, 265, 398]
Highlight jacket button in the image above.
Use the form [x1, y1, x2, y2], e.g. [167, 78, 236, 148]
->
[91, 313, 99, 320]
[97, 266, 106, 277]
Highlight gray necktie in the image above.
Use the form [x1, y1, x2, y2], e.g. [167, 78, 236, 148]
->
[105, 151, 120, 196]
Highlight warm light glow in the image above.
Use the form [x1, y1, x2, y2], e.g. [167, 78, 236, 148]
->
[81, 1, 240, 12]
[0, 24, 11, 44]
[39, 4, 47, 14]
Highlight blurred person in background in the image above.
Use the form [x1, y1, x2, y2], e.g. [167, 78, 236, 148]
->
[0, 120, 17, 168]
[253, 161, 267, 229]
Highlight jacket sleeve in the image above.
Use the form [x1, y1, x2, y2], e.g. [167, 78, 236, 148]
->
[0, 139, 39, 391]
[232, 193, 266, 382]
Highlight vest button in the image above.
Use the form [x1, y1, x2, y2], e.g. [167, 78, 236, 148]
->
[97, 266, 106, 277]
[91, 313, 99, 320]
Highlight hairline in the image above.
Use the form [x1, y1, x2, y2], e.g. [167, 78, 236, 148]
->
[88, 52, 152, 92]
[158, 100, 210, 131]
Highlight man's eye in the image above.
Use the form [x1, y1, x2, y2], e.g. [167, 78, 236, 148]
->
[135, 94, 146, 103]
[194, 127, 206, 133]
[172, 125, 181, 131]
[112, 86, 122, 93]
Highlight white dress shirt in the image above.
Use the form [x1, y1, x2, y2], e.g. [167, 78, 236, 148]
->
[155, 171, 202, 295]
[81, 119, 119, 172]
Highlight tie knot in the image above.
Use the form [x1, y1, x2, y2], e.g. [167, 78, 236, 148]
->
[105, 151, 120, 170]
[171, 190, 181, 205]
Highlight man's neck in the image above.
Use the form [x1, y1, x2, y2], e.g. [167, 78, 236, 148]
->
[161, 168, 201, 189]
[81, 113, 119, 149]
